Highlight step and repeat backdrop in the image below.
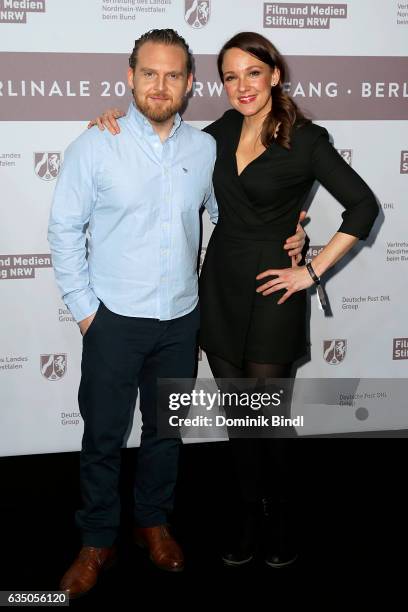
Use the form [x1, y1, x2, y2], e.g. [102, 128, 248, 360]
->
[0, 0, 407, 454]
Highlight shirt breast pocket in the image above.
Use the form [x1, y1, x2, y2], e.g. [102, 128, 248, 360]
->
[177, 166, 209, 213]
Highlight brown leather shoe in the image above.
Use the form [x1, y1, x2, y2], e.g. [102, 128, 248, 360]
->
[59, 546, 116, 599]
[134, 525, 184, 572]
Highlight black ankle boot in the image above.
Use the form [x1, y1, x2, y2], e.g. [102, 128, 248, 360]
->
[221, 503, 260, 567]
[262, 496, 298, 568]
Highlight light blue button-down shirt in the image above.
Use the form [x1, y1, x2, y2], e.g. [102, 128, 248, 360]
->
[48, 102, 218, 322]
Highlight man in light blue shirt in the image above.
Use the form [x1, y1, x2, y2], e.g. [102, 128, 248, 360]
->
[48, 29, 218, 595]
[49, 72, 217, 326]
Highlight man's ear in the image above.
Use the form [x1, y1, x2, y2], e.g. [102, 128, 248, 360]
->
[185, 72, 194, 96]
[127, 67, 135, 90]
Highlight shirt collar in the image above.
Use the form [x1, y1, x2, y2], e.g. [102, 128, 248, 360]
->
[125, 100, 182, 140]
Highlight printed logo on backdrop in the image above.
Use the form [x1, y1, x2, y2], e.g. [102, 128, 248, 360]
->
[40, 354, 67, 381]
[0, 0, 46, 24]
[59, 307, 74, 324]
[393, 338, 408, 360]
[34, 152, 61, 181]
[341, 294, 391, 311]
[396, 3, 408, 25]
[337, 149, 352, 165]
[264, 2, 347, 29]
[401, 151, 408, 173]
[0, 153, 21, 167]
[305, 245, 325, 265]
[0, 355, 28, 371]
[386, 241, 408, 263]
[101, 0, 173, 21]
[381, 201, 395, 212]
[61, 412, 81, 427]
[1, 53, 408, 122]
[323, 339, 346, 364]
[0, 254, 52, 279]
[185, 0, 210, 28]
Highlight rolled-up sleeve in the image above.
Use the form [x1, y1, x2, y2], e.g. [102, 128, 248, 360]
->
[47, 133, 100, 322]
[310, 128, 379, 240]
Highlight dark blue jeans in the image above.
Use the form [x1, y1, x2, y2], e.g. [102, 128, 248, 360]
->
[75, 301, 199, 547]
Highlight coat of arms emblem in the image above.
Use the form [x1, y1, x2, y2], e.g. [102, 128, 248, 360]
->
[34, 152, 61, 181]
[185, 0, 210, 28]
[323, 340, 347, 365]
[40, 354, 67, 380]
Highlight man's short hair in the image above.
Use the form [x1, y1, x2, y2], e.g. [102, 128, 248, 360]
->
[129, 29, 193, 74]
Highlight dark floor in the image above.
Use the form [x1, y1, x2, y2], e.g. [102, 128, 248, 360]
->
[1, 439, 405, 603]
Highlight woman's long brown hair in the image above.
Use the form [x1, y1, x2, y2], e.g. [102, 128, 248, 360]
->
[217, 32, 309, 150]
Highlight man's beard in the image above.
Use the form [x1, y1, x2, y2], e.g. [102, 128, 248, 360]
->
[134, 92, 182, 123]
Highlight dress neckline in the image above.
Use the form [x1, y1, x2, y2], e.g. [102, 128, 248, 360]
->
[233, 112, 279, 178]
[235, 147, 270, 178]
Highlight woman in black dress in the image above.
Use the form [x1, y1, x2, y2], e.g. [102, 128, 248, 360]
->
[199, 33, 378, 370]
[89, 31, 379, 569]
[198, 32, 378, 567]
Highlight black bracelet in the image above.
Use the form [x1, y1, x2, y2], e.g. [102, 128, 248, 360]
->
[306, 262, 328, 310]
[306, 262, 320, 285]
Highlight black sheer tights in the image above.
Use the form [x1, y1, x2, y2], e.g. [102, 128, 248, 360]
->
[206, 352, 295, 509]
[206, 352, 293, 380]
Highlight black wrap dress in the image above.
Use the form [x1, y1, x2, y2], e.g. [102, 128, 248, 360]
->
[199, 109, 378, 367]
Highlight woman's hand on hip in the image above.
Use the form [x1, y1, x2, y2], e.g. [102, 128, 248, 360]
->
[283, 210, 309, 265]
[256, 265, 313, 305]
